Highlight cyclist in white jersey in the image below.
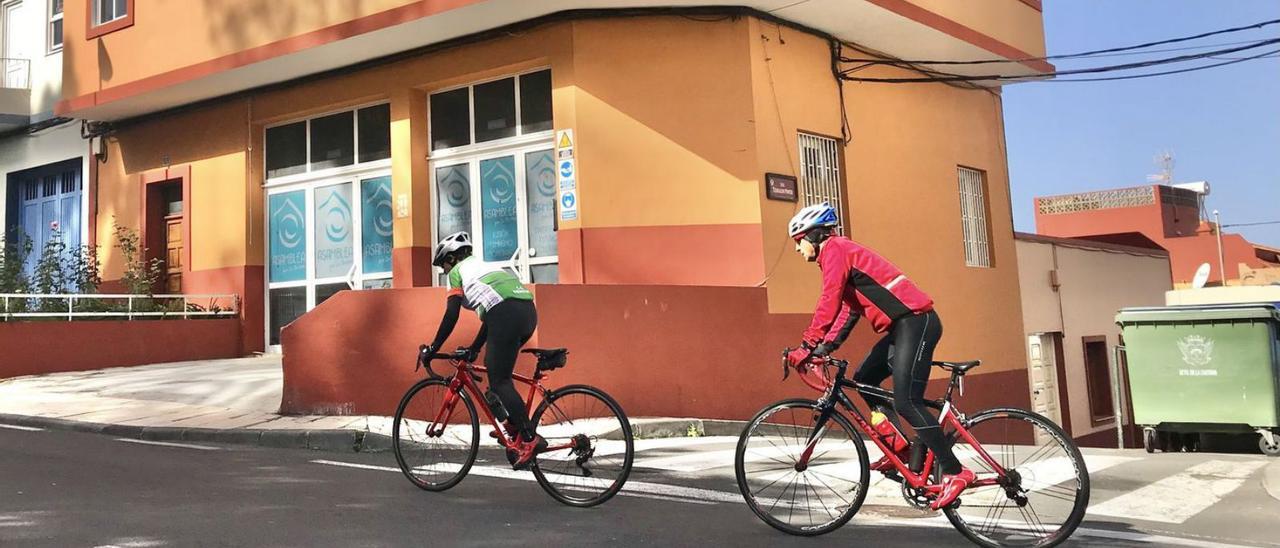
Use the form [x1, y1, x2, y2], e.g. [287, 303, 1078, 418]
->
[425, 232, 545, 468]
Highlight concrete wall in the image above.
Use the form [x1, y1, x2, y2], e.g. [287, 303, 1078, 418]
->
[280, 285, 1033, 424]
[0, 319, 242, 379]
[1166, 286, 1280, 306]
[1017, 238, 1171, 438]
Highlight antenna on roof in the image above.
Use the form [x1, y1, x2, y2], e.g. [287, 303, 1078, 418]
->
[1146, 151, 1175, 186]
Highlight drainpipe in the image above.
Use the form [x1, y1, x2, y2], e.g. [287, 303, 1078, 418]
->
[1213, 210, 1227, 286]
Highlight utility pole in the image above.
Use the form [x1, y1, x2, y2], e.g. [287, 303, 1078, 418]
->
[1213, 210, 1228, 286]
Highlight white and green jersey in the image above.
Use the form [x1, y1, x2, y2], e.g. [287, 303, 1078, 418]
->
[446, 256, 533, 317]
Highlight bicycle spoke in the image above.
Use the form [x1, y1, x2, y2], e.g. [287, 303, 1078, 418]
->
[806, 468, 854, 508]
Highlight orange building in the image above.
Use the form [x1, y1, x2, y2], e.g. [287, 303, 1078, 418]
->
[55, 1, 1050, 418]
[1034, 185, 1280, 288]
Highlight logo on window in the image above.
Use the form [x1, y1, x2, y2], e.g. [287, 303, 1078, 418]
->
[274, 198, 305, 249]
[1176, 335, 1214, 367]
[531, 156, 556, 198]
[446, 178, 469, 208]
[486, 161, 515, 204]
[369, 184, 394, 238]
[318, 191, 352, 243]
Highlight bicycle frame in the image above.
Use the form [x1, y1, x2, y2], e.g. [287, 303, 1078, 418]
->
[795, 360, 1009, 496]
[423, 354, 576, 453]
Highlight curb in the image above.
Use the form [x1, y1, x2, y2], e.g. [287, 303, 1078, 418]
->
[1265, 459, 1280, 503]
[629, 418, 746, 439]
[0, 413, 382, 453]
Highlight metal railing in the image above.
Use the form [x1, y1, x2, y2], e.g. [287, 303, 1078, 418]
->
[2, 58, 31, 90]
[1, 293, 240, 321]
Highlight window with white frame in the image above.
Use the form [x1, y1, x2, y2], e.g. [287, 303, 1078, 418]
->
[93, 0, 127, 26]
[798, 132, 843, 213]
[263, 103, 393, 347]
[49, 0, 64, 52]
[958, 166, 992, 267]
[429, 68, 558, 285]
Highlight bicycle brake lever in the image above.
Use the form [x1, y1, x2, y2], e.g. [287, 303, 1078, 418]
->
[781, 348, 792, 381]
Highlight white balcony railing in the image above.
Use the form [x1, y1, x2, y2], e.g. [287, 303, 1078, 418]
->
[2, 58, 31, 89]
[1, 293, 241, 321]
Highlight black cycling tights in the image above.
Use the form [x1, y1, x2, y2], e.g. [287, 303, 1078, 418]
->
[851, 310, 962, 474]
[484, 299, 538, 441]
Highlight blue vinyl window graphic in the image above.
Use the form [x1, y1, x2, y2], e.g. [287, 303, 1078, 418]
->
[525, 150, 557, 257]
[314, 183, 354, 279]
[361, 176, 393, 274]
[269, 191, 307, 283]
[436, 164, 472, 238]
[480, 156, 518, 262]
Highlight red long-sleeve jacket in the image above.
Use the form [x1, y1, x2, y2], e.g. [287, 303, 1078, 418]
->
[802, 237, 934, 345]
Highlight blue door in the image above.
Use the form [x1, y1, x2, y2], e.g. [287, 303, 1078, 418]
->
[10, 160, 82, 279]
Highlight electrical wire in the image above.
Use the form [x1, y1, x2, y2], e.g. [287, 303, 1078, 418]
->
[1224, 220, 1280, 228]
[840, 38, 1280, 83]
[1033, 47, 1280, 82]
[840, 18, 1280, 66]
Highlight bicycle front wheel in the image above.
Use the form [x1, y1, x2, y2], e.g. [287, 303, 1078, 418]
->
[530, 385, 634, 507]
[943, 407, 1090, 548]
[392, 379, 479, 491]
[735, 399, 869, 536]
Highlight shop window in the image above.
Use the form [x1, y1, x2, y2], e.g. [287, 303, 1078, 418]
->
[958, 166, 992, 268]
[266, 122, 307, 179]
[268, 287, 306, 346]
[310, 112, 355, 171]
[49, 0, 64, 53]
[357, 104, 391, 163]
[430, 68, 553, 151]
[798, 133, 843, 219]
[1082, 336, 1115, 424]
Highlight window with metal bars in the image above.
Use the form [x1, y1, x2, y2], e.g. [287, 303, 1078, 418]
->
[957, 166, 992, 268]
[797, 133, 843, 214]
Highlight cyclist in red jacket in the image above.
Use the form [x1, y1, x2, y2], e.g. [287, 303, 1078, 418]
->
[784, 202, 973, 510]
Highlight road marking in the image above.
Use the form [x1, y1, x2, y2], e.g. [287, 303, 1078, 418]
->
[1089, 459, 1268, 524]
[0, 424, 44, 431]
[114, 438, 220, 451]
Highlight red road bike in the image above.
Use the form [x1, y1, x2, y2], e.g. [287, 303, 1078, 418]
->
[734, 353, 1089, 547]
[392, 346, 634, 507]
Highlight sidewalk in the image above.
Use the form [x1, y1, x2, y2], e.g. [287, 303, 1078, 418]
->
[0, 357, 707, 452]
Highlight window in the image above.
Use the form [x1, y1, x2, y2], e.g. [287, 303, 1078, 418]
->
[49, 0, 64, 53]
[264, 103, 391, 180]
[1082, 337, 1115, 424]
[93, 0, 127, 25]
[798, 133, 843, 213]
[429, 68, 553, 151]
[958, 166, 992, 267]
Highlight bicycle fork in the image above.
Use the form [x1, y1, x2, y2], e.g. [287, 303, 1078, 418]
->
[795, 393, 846, 471]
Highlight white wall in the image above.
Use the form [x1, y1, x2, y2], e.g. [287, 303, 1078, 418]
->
[1017, 238, 1172, 438]
[1, 0, 62, 119]
[0, 122, 89, 240]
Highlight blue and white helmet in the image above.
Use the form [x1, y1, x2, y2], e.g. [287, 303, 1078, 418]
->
[788, 202, 839, 240]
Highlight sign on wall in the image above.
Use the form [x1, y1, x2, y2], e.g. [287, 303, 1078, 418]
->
[314, 183, 354, 278]
[766, 173, 798, 202]
[556, 129, 578, 222]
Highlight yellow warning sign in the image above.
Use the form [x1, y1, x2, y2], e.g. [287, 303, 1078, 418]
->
[556, 129, 574, 150]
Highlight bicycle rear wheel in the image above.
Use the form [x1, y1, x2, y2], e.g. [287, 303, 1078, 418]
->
[530, 385, 633, 507]
[942, 407, 1090, 548]
[392, 379, 479, 491]
[735, 399, 869, 536]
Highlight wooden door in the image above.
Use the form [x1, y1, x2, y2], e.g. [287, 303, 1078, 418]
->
[165, 217, 183, 293]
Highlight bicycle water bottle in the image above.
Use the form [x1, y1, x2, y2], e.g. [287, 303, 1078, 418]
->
[484, 391, 509, 421]
[871, 410, 909, 454]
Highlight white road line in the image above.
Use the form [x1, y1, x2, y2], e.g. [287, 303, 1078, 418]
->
[0, 424, 44, 431]
[114, 438, 220, 451]
[313, 458, 1254, 547]
[1089, 459, 1269, 524]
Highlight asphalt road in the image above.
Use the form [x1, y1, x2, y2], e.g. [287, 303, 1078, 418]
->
[0, 427, 1273, 547]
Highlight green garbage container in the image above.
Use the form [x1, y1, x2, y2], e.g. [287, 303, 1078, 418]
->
[1115, 304, 1280, 456]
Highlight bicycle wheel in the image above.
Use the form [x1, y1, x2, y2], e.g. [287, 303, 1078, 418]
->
[530, 385, 633, 507]
[392, 379, 479, 491]
[735, 399, 869, 536]
[942, 407, 1090, 548]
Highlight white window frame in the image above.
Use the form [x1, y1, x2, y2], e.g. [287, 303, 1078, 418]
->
[48, 0, 63, 53]
[958, 166, 992, 268]
[797, 132, 844, 223]
[262, 102, 393, 351]
[92, 0, 125, 26]
[428, 68, 557, 285]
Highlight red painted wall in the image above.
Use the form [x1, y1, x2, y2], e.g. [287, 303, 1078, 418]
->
[0, 319, 242, 379]
[280, 286, 1030, 422]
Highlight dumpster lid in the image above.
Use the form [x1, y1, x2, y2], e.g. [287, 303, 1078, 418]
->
[1117, 303, 1280, 325]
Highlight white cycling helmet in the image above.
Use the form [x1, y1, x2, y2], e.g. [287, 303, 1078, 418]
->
[787, 202, 839, 240]
[432, 231, 473, 266]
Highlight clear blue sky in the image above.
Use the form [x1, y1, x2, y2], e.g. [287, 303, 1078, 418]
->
[1004, 0, 1280, 246]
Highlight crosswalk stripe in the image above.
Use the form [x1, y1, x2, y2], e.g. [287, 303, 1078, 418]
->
[1089, 459, 1268, 524]
[0, 424, 44, 431]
